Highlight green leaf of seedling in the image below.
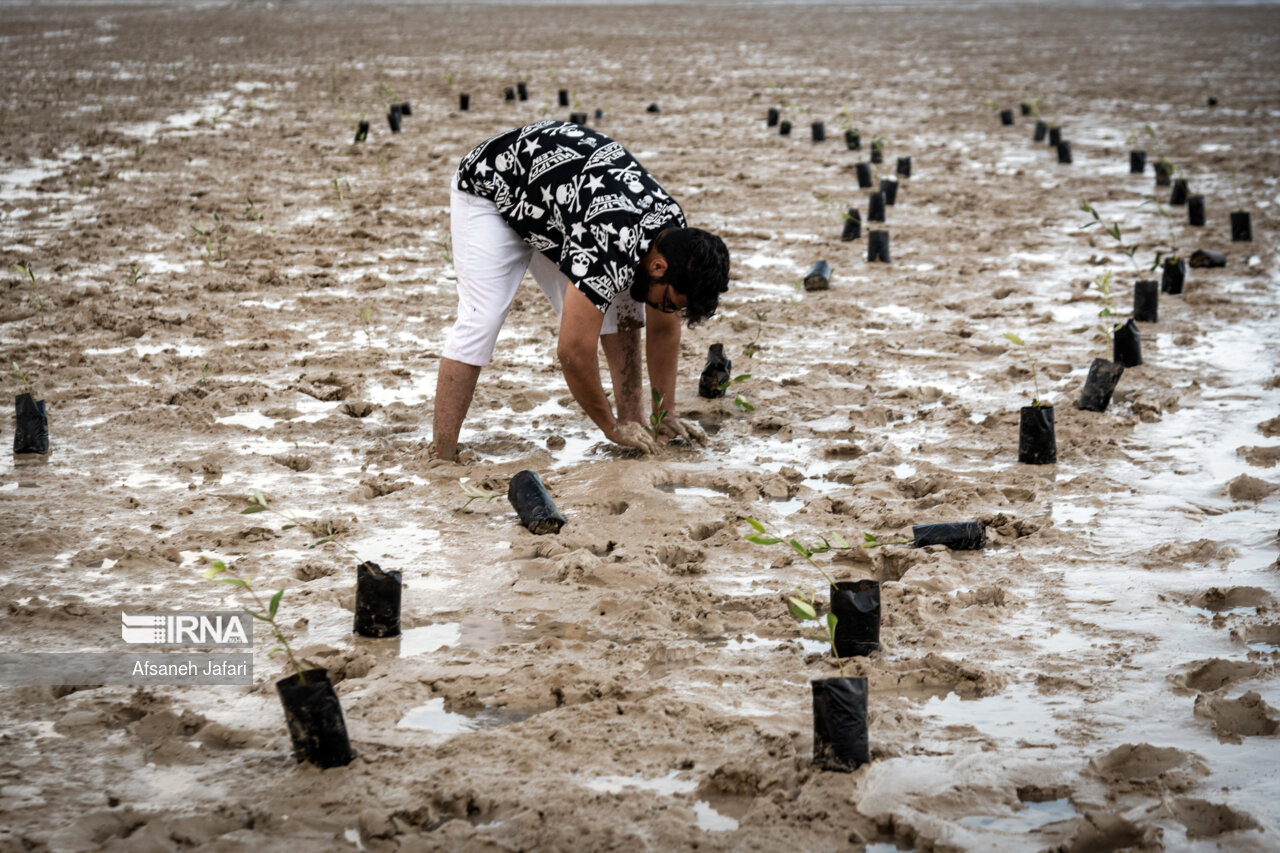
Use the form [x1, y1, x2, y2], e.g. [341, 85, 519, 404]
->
[248, 610, 271, 622]
[788, 539, 812, 559]
[201, 564, 226, 580]
[863, 532, 878, 545]
[215, 577, 248, 588]
[829, 532, 850, 549]
[268, 646, 283, 657]
[745, 518, 767, 533]
[745, 534, 782, 546]
[732, 374, 751, 382]
[269, 589, 283, 619]
[310, 538, 331, 549]
[734, 394, 755, 412]
[1004, 332, 1025, 347]
[788, 596, 817, 621]
[717, 379, 731, 391]
[240, 505, 266, 514]
[281, 523, 297, 531]
[826, 611, 838, 636]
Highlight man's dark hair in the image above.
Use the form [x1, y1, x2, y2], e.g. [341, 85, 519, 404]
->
[659, 227, 730, 326]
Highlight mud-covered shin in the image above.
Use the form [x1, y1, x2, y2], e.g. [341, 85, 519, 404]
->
[508, 470, 566, 535]
[811, 677, 870, 772]
[1018, 405, 1056, 464]
[276, 669, 355, 768]
[1077, 358, 1124, 413]
[803, 260, 832, 292]
[1133, 280, 1159, 323]
[1230, 211, 1252, 242]
[867, 230, 890, 263]
[1129, 150, 1146, 173]
[1161, 257, 1187, 295]
[14, 393, 49, 454]
[855, 162, 873, 189]
[698, 343, 731, 399]
[841, 209, 862, 242]
[830, 581, 879, 657]
[354, 561, 401, 638]
[912, 521, 986, 550]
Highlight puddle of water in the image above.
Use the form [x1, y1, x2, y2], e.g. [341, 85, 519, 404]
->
[396, 697, 539, 734]
[215, 412, 277, 430]
[959, 797, 1079, 833]
[574, 770, 739, 832]
[397, 623, 462, 656]
[657, 483, 727, 500]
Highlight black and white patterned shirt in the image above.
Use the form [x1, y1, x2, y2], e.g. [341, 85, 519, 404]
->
[455, 121, 687, 313]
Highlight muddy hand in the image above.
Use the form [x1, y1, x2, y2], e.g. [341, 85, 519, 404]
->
[610, 421, 660, 455]
[659, 416, 708, 445]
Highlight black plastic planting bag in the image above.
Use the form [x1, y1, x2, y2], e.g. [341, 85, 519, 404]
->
[354, 561, 401, 638]
[867, 192, 886, 223]
[803, 260, 831, 292]
[912, 521, 986, 551]
[276, 669, 355, 768]
[1133, 280, 1159, 323]
[841, 209, 862, 242]
[698, 343, 731, 399]
[830, 580, 879, 657]
[14, 394, 49, 454]
[1161, 258, 1187, 295]
[855, 162, 872, 188]
[1018, 405, 1056, 465]
[867, 231, 890, 264]
[812, 676, 869, 772]
[1113, 319, 1142, 368]
[1189, 250, 1226, 268]
[1231, 212, 1252, 242]
[508, 470, 566, 535]
[1129, 150, 1146, 174]
[1078, 358, 1124, 413]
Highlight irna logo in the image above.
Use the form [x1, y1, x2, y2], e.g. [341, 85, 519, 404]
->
[120, 612, 251, 647]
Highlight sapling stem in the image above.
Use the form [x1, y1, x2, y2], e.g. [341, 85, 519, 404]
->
[11, 363, 32, 396]
[458, 479, 501, 511]
[862, 532, 913, 548]
[647, 388, 667, 438]
[241, 490, 362, 565]
[1003, 333, 1044, 407]
[199, 556, 306, 684]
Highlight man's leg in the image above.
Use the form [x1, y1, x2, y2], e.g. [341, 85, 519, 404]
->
[432, 357, 482, 460]
[432, 177, 533, 460]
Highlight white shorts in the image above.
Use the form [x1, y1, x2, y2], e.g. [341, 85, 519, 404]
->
[443, 175, 643, 366]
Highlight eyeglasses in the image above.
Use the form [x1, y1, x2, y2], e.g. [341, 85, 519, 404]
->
[648, 283, 680, 314]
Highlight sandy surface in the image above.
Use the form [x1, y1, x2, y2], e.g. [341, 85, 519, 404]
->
[2, 2, 1279, 851]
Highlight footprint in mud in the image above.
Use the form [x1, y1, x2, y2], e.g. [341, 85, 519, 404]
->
[1087, 743, 1209, 793]
[656, 543, 705, 575]
[1230, 621, 1280, 647]
[1192, 691, 1280, 741]
[1167, 798, 1260, 840]
[1170, 659, 1265, 693]
[1186, 586, 1275, 612]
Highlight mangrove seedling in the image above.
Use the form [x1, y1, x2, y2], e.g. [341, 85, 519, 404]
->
[1079, 201, 1141, 274]
[1089, 271, 1123, 350]
[241, 490, 362, 565]
[13, 263, 48, 323]
[744, 310, 766, 358]
[199, 555, 306, 682]
[717, 373, 754, 412]
[1004, 332, 1046, 407]
[357, 306, 374, 345]
[459, 479, 502, 512]
[128, 265, 143, 287]
[744, 518, 846, 676]
[10, 363, 32, 396]
[862, 532, 913, 548]
[648, 388, 668, 438]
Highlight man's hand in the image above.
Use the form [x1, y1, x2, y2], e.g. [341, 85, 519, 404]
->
[608, 420, 660, 455]
[658, 416, 708, 446]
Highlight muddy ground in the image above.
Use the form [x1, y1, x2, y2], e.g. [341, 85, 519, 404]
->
[2, 2, 1279, 851]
